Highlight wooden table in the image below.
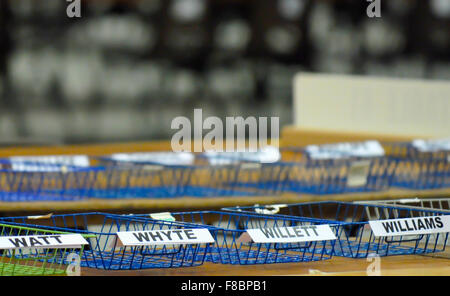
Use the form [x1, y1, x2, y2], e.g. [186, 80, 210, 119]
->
[80, 252, 450, 276]
[0, 188, 448, 215]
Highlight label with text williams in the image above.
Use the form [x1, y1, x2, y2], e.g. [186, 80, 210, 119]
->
[369, 215, 450, 237]
[0, 234, 89, 250]
[116, 229, 215, 246]
[246, 225, 337, 243]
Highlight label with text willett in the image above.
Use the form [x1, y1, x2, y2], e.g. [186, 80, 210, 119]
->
[0, 234, 88, 250]
[369, 215, 450, 237]
[246, 225, 336, 243]
[116, 229, 215, 246]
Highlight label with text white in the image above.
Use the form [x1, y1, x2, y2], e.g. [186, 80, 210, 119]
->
[116, 229, 215, 246]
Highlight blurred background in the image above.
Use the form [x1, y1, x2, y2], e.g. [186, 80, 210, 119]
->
[0, 0, 449, 145]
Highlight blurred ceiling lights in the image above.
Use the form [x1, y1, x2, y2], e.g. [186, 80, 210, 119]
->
[214, 19, 251, 53]
[430, 0, 450, 18]
[265, 25, 301, 55]
[169, 0, 206, 23]
[277, 0, 307, 21]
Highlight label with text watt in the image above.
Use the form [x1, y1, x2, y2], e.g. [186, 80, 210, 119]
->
[0, 234, 88, 250]
[116, 229, 215, 246]
[369, 215, 450, 237]
[246, 225, 336, 243]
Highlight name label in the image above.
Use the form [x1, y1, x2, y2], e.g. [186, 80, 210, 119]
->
[246, 225, 337, 243]
[204, 146, 281, 165]
[306, 140, 385, 159]
[0, 234, 89, 250]
[347, 160, 371, 187]
[110, 152, 194, 166]
[116, 229, 215, 246]
[9, 155, 90, 172]
[369, 215, 450, 237]
[149, 212, 176, 222]
[254, 204, 287, 215]
[412, 139, 450, 153]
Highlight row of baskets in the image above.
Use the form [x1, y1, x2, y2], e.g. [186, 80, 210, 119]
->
[0, 140, 449, 201]
[0, 198, 449, 275]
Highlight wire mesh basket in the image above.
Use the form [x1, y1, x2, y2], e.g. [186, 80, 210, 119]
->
[355, 197, 450, 255]
[0, 213, 212, 270]
[96, 152, 288, 198]
[223, 201, 450, 258]
[0, 222, 91, 276]
[278, 143, 396, 194]
[382, 141, 450, 189]
[0, 158, 104, 202]
[124, 210, 341, 265]
[355, 197, 450, 213]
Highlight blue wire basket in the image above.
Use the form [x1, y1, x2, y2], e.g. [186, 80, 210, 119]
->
[96, 152, 288, 198]
[123, 210, 342, 265]
[0, 159, 102, 202]
[383, 141, 449, 190]
[223, 201, 450, 258]
[0, 153, 287, 200]
[0, 212, 211, 270]
[0, 221, 95, 276]
[275, 146, 396, 194]
[198, 144, 395, 194]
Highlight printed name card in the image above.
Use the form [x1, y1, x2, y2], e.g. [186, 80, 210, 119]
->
[116, 229, 215, 246]
[254, 204, 287, 215]
[246, 225, 337, 243]
[412, 139, 450, 153]
[204, 146, 281, 165]
[149, 212, 176, 222]
[9, 155, 90, 172]
[306, 140, 385, 160]
[110, 152, 195, 166]
[346, 160, 371, 187]
[0, 234, 89, 250]
[369, 215, 450, 237]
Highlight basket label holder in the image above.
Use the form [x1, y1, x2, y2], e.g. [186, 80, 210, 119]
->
[109, 152, 195, 166]
[347, 160, 371, 187]
[9, 155, 90, 172]
[369, 215, 450, 237]
[305, 140, 385, 159]
[0, 234, 89, 250]
[241, 225, 337, 244]
[149, 212, 176, 222]
[411, 139, 450, 153]
[254, 204, 288, 215]
[116, 229, 215, 246]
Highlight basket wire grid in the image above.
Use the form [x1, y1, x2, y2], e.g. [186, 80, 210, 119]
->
[383, 142, 449, 190]
[355, 197, 450, 255]
[355, 197, 450, 213]
[0, 222, 91, 276]
[125, 210, 342, 265]
[276, 147, 396, 194]
[0, 213, 211, 270]
[96, 154, 289, 198]
[223, 201, 450, 258]
[0, 159, 105, 201]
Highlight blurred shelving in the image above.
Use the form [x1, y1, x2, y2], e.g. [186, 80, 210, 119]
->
[0, 0, 448, 144]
